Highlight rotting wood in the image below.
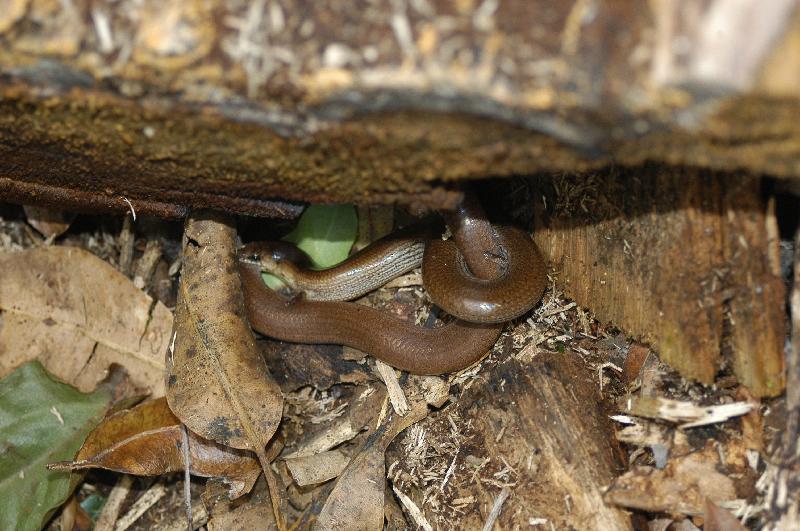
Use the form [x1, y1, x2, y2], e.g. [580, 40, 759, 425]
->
[532, 167, 785, 397]
[388, 352, 631, 530]
[3, 2, 800, 215]
[762, 222, 800, 528]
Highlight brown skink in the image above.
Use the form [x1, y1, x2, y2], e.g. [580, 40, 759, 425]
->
[238, 224, 546, 374]
[238, 256, 504, 374]
[422, 226, 547, 324]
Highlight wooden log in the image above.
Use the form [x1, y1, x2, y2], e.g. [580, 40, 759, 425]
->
[3, 3, 800, 215]
[387, 352, 631, 530]
[532, 167, 785, 396]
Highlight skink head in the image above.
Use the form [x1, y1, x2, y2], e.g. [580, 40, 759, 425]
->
[238, 241, 312, 271]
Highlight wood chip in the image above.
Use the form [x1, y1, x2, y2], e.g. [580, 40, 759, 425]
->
[605, 445, 738, 516]
[282, 418, 359, 460]
[620, 396, 755, 428]
[375, 359, 409, 415]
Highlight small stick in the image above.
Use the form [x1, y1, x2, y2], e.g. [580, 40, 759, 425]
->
[115, 483, 167, 531]
[375, 360, 409, 415]
[181, 425, 192, 531]
[482, 487, 511, 531]
[133, 239, 163, 289]
[94, 474, 133, 531]
[392, 485, 433, 531]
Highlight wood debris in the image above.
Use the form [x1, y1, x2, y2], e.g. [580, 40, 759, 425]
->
[605, 444, 740, 516]
[619, 396, 755, 429]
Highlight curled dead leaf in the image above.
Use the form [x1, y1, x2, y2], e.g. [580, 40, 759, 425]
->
[49, 397, 261, 499]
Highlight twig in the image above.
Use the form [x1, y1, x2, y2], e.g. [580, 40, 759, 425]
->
[482, 487, 511, 531]
[181, 425, 192, 531]
[118, 214, 135, 276]
[115, 483, 167, 531]
[393, 485, 433, 531]
[133, 239, 163, 290]
[94, 474, 133, 531]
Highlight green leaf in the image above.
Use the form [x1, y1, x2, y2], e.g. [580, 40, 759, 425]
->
[283, 204, 357, 269]
[0, 362, 112, 531]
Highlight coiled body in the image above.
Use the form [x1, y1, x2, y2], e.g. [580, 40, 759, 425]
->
[238, 219, 547, 374]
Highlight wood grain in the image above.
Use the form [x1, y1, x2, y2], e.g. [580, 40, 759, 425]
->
[532, 167, 785, 396]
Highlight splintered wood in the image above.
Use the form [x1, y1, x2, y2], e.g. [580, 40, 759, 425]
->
[389, 352, 631, 530]
[533, 168, 785, 396]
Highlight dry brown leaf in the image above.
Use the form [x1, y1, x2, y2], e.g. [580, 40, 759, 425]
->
[166, 213, 285, 526]
[285, 450, 351, 487]
[0, 246, 171, 395]
[315, 400, 428, 531]
[49, 397, 261, 498]
[23, 205, 75, 238]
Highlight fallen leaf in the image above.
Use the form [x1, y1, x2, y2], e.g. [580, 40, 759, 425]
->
[0, 246, 171, 395]
[316, 396, 428, 530]
[166, 213, 285, 525]
[0, 361, 113, 531]
[23, 205, 75, 238]
[285, 450, 351, 487]
[50, 397, 261, 499]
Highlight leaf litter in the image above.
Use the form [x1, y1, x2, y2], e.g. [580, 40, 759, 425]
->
[48, 397, 262, 499]
[0, 200, 791, 530]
